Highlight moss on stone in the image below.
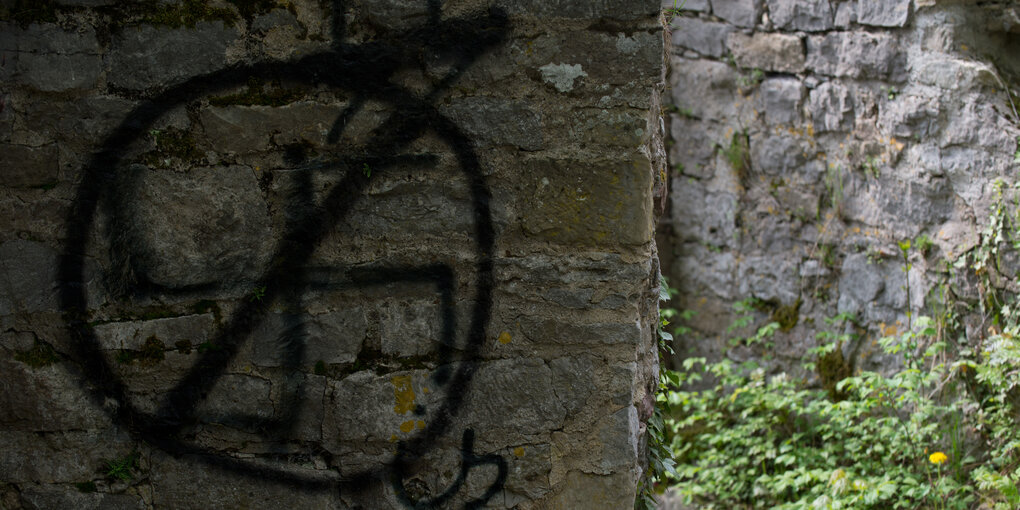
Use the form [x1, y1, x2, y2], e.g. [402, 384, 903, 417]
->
[817, 342, 852, 401]
[140, 0, 237, 29]
[142, 128, 202, 168]
[0, 0, 58, 27]
[224, 0, 279, 21]
[208, 77, 306, 107]
[771, 297, 801, 332]
[13, 341, 59, 368]
[175, 339, 192, 354]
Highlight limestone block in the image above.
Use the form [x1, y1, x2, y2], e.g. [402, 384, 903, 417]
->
[0, 24, 102, 92]
[497, 0, 660, 19]
[670, 58, 741, 120]
[712, 0, 763, 27]
[834, 1, 857, 27]
[858, 0, 910, 27]
[670, 17, 733, 57]
[249, 309, 364, 366]
[18, 486, 143, 510]
[199, 103, 346, 154]
[767, 0, 834, 31]
[0, 429, 134, 483]
[379, 299, 439, 358]
[93, 314, 216, 351]
[109, 22, 238, 91]
[727, 32, 805, 73]
[440, 97, 543, 151]
[759, 77, 805, 125]
[518, 158, 653, 247]
[749, 132, 810, 175]
[124, 164, 274, 289]
[0, 358, 109, 432]
[0, 144, 58, 188]
[149, 451, 340, 509]
[806, 32, 903, 80]
[809, 81, 854, 132]
[878, 94, 940, 139]
[671, 180, 737, 247]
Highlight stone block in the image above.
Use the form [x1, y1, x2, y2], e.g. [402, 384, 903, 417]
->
[19, 486, 144, 510]
[834, 1, 856, 27]
[518, 157, 653, 247]
[749, 132, 810, 176]
[0, 25, 102, 92]
[323, 369, 441, 447]
[663, 0, 709, 12]
[712, 0, 763, 27]
[124, 164, 274, 289]
[858, 0, 910, 27]
[0, 240, 61, 315]
[0, 429, 134, 483]
[670, 17, 733, 57]
[878, 94, 940, 139]
[670, 58, 741, 120]
[0, 358, 109, 432]
[0, 144, 58, 188]
[22, 96, 137, 148]
[727, 32, 805, 73]
[597, 406, 639, 471]
[93, 314, 215, 351]
[149, 451, 340, 509]
[549, 355, 596, 418]
[440, 97, 543, 151]
[545, 470, 637, 509]
[199, 103, 346, 154]
[736, 254, 799, 303]
[759, 77, 804, 125]
[250, 309, 364, 366]
[460, 358, 565, 436]
[671, 180, 737, 247]
[109, 22, 238, 91]
[806, 32, 903, 80]
[767, 0, 834, 31]
[379, 299, 439, 358]
[809, 81, 854, 132]
[497, 0, 660, 20]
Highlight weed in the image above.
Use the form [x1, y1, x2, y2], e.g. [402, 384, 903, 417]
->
[363, 163, 371, 177]
[250, 286, 267, 302]
[916, 233, 935, 257]
[737, 68, 765, 90]
[823, 164, 845, 215]
[721, 130, 750, 180]
[104, 452, 138, 481]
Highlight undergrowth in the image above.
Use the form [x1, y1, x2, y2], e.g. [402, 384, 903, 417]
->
[651, 179, 1020, 509]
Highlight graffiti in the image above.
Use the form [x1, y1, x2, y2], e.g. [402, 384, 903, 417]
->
[58, 0, 509, 506]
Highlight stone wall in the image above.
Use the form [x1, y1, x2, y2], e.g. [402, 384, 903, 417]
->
[661, 0, 1020, 375]
[0, 1, 664, 508]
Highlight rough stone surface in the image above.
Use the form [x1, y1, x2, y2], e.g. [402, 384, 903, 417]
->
[0, 1, 663, 507]
[712, 0, 763, 27]
[670, 17, 734, 57]
[767, 0, 834, 31]
[662, 0, 1020, 383]
[109, 22, 237, 91]
[858, 0, 911, 28]
[728, 32, 806, 73]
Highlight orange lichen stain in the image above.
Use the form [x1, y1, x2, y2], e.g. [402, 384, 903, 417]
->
[883, 324, 898, 336]
[422, 387, 430, 394]
[852, 227, 861, 234]
[513, 447, 526, 458]
[498, 331, 512, 344]
[416, 420, 425, 430]
[392, 375, 416, 415]
[400, 420, 415, 433]
[390, 434, 398, 443]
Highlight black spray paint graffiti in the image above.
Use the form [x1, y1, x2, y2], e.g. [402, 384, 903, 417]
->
[58, 1, 509, 506]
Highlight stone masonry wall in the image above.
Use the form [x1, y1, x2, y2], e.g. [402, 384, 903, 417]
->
[662, 0, 1020, 376]
[0, 1, 664, 508]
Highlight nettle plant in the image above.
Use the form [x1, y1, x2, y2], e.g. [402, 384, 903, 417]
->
[656, 181, 1020, 509]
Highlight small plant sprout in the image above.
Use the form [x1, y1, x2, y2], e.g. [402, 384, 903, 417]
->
[363, 162, 371, 177]
[250, 285, 267, 302]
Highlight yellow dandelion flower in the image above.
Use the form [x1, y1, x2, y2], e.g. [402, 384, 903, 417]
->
[929, 451, 948, 465]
